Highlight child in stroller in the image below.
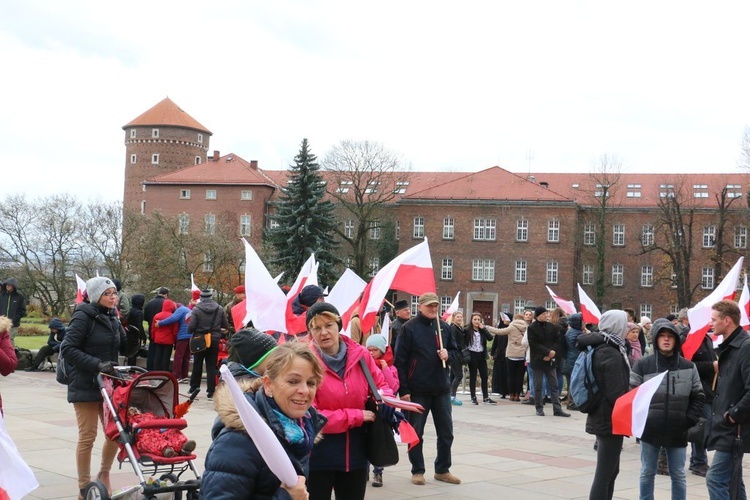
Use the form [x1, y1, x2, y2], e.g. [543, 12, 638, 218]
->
[127, 406, 197, 459]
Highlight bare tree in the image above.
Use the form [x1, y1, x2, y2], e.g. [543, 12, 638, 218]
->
[322, 140, 408, 277]
[711, 184, 743, 282]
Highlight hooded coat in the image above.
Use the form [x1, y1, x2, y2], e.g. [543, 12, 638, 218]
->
[0, 278, 27, 327]
[188, 298, 229, 342]
[202, 379, 327, 499]
[152, 299, 178, 345]
[0, 325, 17, 415]
[630, 319, 704, 447]
[563, 313, 584, 376]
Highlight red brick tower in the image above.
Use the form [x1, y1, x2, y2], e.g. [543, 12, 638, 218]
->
[122, 97, 212, 213]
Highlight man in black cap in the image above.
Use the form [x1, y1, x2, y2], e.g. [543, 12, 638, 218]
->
[144, 287, 169, 371]
[189, 289, 229, 401]
[527, 305, 569, 417]
[291, 284, 326, 315]
[390, 299, 411, 351]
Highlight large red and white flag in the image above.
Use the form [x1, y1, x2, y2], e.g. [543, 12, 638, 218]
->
[441, 291, 461, 321]
[284, 254, 319, 334]
[189, 273, 200, 293]
[546, 286, 577, 315]
[241, 239, 287, 333]
[0, 411, 38, 499]
[359, 239, 436, 334]
[577, 284, 601, 325]
[740, 275, 750, 329]
[75, 274, 87, 304]
[326, 268, 367, 333]
[683, 257, 744, 360]
[612, 371, 667, 438]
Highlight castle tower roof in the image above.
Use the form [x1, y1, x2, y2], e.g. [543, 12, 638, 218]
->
[123, 97, 212, 135]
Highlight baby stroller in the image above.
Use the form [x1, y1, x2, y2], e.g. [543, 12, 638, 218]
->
[82, 367, 201, 499]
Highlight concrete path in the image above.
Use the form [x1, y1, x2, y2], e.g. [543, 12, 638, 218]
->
[3, 370, 745, 499]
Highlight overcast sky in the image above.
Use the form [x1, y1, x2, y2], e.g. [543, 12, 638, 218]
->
[3, 1, 750, 202]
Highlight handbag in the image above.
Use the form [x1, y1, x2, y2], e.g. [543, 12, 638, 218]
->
[190, 308, 219, 354]
[687, 417, 708, 445]
[358, 357, 399, 467]
[460, 347, 471, 365]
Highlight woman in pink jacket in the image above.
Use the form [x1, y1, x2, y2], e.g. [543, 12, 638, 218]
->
[306, 302, 393, 500]
[0, 316, 18, 416]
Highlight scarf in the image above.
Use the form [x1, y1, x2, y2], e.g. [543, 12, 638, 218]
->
[266, 395, 315, 456]
[320, 340, 348, 379]
[601, 332, 630, 368]
[628, 338, 642, 362]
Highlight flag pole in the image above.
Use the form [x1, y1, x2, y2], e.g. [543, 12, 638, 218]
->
[435, 318, 446, 368]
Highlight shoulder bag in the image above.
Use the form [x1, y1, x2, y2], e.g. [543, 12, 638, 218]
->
[358, 357, 399, 467]
[190, 308, 219, 353]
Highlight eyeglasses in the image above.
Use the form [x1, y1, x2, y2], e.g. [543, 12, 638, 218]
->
[101, 291, 118, 297]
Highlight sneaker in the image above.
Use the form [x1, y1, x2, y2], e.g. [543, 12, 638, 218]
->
[521, 398, 535, 405]
[553, 410, 571, 417]
[411, 473, 426, 485]
[566, 402, 579, 411]
[451, 397, 463, 406]
[471, 397, 478, 405]
[483, 397, 497, 405]
[206, 395, 214, 402]
[434, 472, 461, 484]
[372, 473, 383, 487]
[690, 464, 709, 477]
[536, 408, 545, 416]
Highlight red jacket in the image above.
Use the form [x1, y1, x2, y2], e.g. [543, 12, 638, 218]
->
[152, 300, 178, 345]
[0, 328, 18, 415]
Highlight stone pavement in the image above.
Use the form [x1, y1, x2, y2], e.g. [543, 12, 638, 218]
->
[3, 370, 746, 499]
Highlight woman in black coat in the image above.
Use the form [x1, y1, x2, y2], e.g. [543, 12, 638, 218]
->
[466, 312, 496, 405]
[61, 277, 138, 497]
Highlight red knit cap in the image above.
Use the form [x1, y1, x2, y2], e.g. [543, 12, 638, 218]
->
[234, 285, 245, 294]
[191, 290, 201, 300]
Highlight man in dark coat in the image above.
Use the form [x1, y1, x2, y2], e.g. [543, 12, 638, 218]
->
[0, 278, 27, 345]
[526, 306, 569, 417]
[188, 289, 229, 401]
[143, 287, 168, 370]
[390, 299, 411, 352]
[705, 300, 750, 498]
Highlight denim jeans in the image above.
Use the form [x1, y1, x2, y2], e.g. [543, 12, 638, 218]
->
[527, 364, 550, 399]
[706, 450, 747, 500]
[406, 392, 454, 475]
[639, 440, 686, 500]
[689, 403, 712, 468]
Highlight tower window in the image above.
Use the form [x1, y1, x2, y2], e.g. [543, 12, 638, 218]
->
[198, 133, 203, 143]
[130, 129, 136, 139]
[152, 128, 159, 138]
[195, 156, 201, 165]
[151, 154, 159, 165]
[130, 154, 136, 164]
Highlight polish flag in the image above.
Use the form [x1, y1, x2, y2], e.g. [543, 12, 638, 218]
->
[189, 274, 200, 293]
[284, 255, 319, 334]
[75, 274, 87, 304]
[380, 313, 391, 345]
[0, 411, 39, 499]
[546, 286, 577, 315]
[441, 291, 461, 321]
[683, 257, 744, 360]
[359, 239, 436, 334]
[612, 371, 667, 438]
[739, 275, 750, 329]
[241, 239, 287, 333]
[577, 284, 601, 325]
[326, 268, 367, 331]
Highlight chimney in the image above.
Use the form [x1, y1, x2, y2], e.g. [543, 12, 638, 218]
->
[540, 181, 549, 188]
[212, 150, 220, 161]
[250, 160, 258, 169]
[528, 175, 536, 183]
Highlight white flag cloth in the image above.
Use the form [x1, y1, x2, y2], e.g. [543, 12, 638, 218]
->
[190, 274, 200, 292]
[612, 371, 668, 438]
[740, 275, 750, 328]
[326, 268, 367, 314]
[218, 365, 298, 487]
[241, 239, 287, 332]
[381, 314, 391, 345]
[0, 412, 38, 499]
[577, 283, 601, 324]
[546, 286, 577, 315]
[441, 291, 461, 321]
[286, 254, 317, 300]
[75, 274, 87, 304]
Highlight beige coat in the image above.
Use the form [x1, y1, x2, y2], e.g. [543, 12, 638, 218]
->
[490, 319, 528, 359]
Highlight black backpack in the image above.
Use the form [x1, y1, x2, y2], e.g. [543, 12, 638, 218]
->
[14, 347, 32, 370]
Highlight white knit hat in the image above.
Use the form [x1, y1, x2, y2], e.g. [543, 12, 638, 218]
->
[86, 277, 116, 303]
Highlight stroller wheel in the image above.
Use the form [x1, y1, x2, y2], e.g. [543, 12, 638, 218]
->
[82, 480, 110, 500]
[160, 473, 179, 484]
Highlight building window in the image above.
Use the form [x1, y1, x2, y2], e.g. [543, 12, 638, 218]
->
[546, 261, 559, 284]
[180, 189, 191, 199]
[203, 252, 213, 272]
[151, 128, 159, 138]
[178, 214, 189, 235]
[547, 220, 560, 243]
[151, 153, 159, 165]
[583, 264, 594, 285]
[441, 296, 453, 316]
[669, 304, 680, 315]
[344, 220, 354, 239]
[130, 154, 137, 164]
[702, 267, 714, 289]
[443, 218, 454, 240]
[514, 298, 526, 315]
[369, 221, 381, 240]
[671, 270, 678, 289]
[584, 223, 596, 246]
[642, 224, 654, 247]
[204, 214, 216, 234]
[641, 265, 653, 287]
[515, 260, 527, 283]
[545, 299, 556, 310]
[365, 181, 380, 194]
[441, 258, 453, 280]
[240, 190, 253, 200]
[693, 184, 709, 198]
[516, 219, 528, 242]
[369, 257, 379, 277]
[703, 225, 716, 248]
[206, 189, 217, 200]
[413, 217, 425, 238]
[735, 226, 747, 249]
[240, 215, 251, 236]
[410, 296, 419, 316]
[473, 219, 496, 241]
[195, 156, 202, 165]
[129, 129, 136, 139]
[613, 224, 625, 246]
[198, 133, 203, 144]
[472, 259, 495, 281]
[627, 183, 642, 198]
[612, 264, 624, 286]
[640, 303, 653, 320]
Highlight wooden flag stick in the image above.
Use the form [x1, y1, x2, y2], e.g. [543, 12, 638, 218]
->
[435, 318, 446, 368]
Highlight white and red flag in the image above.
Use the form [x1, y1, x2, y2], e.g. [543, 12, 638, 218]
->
[326, 268, 367, 332]
[739, 275, 750, 330]
[189, 273, 200, 293]
[284, 254, 318, 334]
[359, 239, 436, 334]
[441, 291, 461, 321]
[75, 274, 87, 304]
[241, 239, 287, 333]
[612, 371, 667, 438]
[577, 284, 601, 325]
[0, 411, 38, 499]
[546, 286, 577, 315]
[683, 257, 744, 360]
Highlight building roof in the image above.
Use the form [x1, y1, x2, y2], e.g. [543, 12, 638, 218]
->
[403, 166, 573, 203]
[145, 153, 276, 187]
[123, 97, 212, 134]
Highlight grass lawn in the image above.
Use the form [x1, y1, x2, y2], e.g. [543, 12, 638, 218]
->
[14, 335, 48, 350]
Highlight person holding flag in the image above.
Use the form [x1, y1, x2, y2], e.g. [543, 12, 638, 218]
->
[630, 318, 704, 500]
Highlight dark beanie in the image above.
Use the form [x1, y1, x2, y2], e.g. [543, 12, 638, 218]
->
[534, 305, 548, 318]
[306, 302, 342, 330]
[228, 328, 278, 369]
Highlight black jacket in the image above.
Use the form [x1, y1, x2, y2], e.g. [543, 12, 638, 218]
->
[395, 313, 458, 396]
[681, 331, 717, 404]
[465, 326, 493, 357]
[706, 327, 750, 453]
[126, 294, 146, 344]
[188, 299, 229, 341]
[527, 320, 564, 368]
[0, 278, 27, 327]
[578, 333, 631, 436]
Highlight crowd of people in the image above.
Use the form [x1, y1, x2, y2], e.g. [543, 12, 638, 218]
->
[2, 272, 750, 500]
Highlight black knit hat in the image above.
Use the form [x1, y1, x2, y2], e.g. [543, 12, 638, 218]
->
[299, 285, 327, 307]
[306, 301, 342, 331]
[534, 305, 548, 318]
[228, 328, 278, 370]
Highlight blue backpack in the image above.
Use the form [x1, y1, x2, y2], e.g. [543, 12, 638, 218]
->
[570, 345, 602, 413]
